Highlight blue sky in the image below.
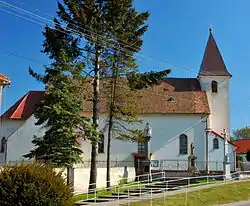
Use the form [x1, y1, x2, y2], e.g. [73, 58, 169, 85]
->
[0, 0, 249, 134]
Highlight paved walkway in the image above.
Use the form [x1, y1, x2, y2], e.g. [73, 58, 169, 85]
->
[215, 200, 250, 206]
[79, 178, 250, 206]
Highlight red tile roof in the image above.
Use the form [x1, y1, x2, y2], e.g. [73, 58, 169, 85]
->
[1, 78, 210, 120]
[83, 78, 210, 114]
[199, 30, 231, 77]
[1, 91, 45, 120]
[234, 139, 250, 154]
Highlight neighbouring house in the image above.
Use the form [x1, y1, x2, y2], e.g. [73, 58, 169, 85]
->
[0, 30, 238, 191]
[235, 139, 250, 161]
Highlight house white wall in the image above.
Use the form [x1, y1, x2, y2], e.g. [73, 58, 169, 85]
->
[199, 77, 230, 136]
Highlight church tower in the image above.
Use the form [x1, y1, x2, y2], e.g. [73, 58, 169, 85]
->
[198, 29, 232, 137]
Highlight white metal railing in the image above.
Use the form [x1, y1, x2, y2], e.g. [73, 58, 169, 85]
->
[77, 170, 250, 204]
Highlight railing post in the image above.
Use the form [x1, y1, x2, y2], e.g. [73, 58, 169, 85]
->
[94, 187, 97, 204]
[185, 179, 188, 206]
[118, 185, 120, 200]
[140, 181, 142, 200]
[128, 187, 130, 200]
[151, 188, 153, 204]
[207, 174, 209, 187]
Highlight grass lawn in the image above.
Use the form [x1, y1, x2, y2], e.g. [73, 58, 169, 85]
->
[124, 180, 250, 206]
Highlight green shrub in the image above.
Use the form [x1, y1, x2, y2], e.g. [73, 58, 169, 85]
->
[0, 163, 74, 206]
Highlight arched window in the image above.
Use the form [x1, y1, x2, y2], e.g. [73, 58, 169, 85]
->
[180, 134, 188, 154]
[212, 81, 218, 93]
[213, 138, 219, 149]
[1, 137, 6, 153]
[98, 133, 105, 153]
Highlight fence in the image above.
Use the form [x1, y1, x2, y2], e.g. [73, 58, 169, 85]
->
[0, 159, 238, 171]
[80, 170, 250, 205]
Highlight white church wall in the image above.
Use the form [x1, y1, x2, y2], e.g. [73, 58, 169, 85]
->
[0, 119, 25, 163]
[208, 132, 236, 171]
[5, 115, 46, 162]
[0, 119, 24, 139]
[199, 77, 230, 136]
[5, 113, 235, 174]
[132, 114, 206, 171]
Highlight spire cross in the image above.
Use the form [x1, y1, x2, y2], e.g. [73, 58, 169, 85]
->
[209, 25, 213, 33]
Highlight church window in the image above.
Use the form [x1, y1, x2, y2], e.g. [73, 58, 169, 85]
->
[1, 137, 6, 153]
[213, 138, 219, 149]
[211, 81, 218, 93]
[98, 133, 105, 153]
[180, 134, 188, 154]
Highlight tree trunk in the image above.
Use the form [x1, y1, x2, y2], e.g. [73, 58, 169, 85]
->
[106, 65, 118, 190]
[89, 51, 100, 191]
[106, 113, 113, 189]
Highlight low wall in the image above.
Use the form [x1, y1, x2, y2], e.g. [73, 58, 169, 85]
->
[55, 166, 136, 193]
[74, 166, 135, 193]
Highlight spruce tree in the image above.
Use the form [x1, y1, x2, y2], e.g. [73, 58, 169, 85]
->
[41, 0, 170, 190]
[25, 54, 94, 167]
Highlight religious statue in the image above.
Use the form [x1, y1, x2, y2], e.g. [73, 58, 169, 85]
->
[187, 142, 199, 174]
[190, 143, 195, 155]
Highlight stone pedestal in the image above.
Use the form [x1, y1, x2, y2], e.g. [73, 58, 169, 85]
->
[188, 154, 199, 174]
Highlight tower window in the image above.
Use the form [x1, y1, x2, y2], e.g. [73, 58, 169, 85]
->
[180, 134, 188, 154]
[211, 81, 218, 93]
[98, 133, 105, 153]
[213, 138, 219, 149]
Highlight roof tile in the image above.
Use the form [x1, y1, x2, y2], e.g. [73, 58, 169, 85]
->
[1, 78, 210, 120]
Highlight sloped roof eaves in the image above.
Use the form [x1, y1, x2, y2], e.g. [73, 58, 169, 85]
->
[1, 77, 211, 120]
[1, 91, 45, 120]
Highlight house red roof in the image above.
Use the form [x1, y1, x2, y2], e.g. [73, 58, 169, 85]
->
[234, 139, 250, 154]
[1, 91, 45, 120]
[199, 29, 231, 77]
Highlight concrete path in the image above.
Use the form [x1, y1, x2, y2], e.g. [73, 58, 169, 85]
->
[215, 200, 250, 206]
[78, 178, 250, 206]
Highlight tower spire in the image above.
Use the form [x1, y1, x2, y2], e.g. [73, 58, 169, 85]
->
[198, 29, 231, 77]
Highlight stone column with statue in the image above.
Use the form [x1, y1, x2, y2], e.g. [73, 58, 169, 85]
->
[187, 142, 199, 174]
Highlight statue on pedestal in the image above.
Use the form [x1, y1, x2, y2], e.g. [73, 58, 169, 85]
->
[187, 142, 199, 174]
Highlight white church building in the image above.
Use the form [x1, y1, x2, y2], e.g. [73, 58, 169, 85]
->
[0, 30, 238, 188]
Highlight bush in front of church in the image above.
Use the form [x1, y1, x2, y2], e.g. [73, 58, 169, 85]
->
[0, 163, 74, 206]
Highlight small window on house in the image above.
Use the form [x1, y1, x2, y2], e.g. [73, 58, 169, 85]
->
[212, 81, 218, 93]
[1, 137, 6, 153]
[213, 138, 219, 149]
[98, 134, 105, 153]
[180, 134, 188, 154]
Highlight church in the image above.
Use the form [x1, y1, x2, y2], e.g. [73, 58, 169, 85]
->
[0, 30, 237, 189]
